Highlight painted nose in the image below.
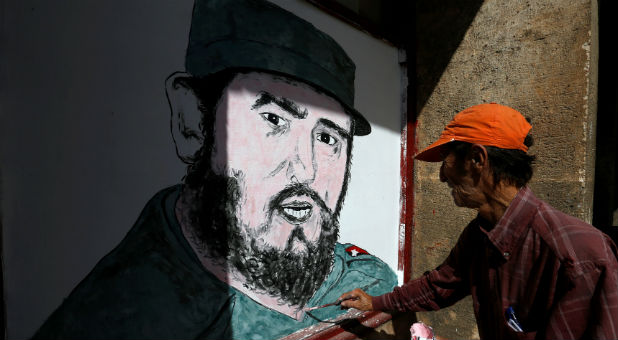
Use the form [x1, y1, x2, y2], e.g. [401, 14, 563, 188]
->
[286, 136, 316, 183]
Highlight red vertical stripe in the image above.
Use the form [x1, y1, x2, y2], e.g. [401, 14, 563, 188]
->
[399, 113, 418, 283]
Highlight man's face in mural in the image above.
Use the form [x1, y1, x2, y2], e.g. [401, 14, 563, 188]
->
[182, 71, 353, 305]
[211, 72, 351, 252]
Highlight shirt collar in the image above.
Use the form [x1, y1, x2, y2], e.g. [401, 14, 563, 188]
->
[478, 186, 539, 259]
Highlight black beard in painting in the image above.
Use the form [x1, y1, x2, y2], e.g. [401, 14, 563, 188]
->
[182, 152, 340, 307]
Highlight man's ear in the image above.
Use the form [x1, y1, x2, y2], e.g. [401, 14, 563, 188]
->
[165, 72, 204, 164]
[470, 144, 489, 171]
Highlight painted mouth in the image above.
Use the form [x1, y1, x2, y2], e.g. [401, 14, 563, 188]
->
[278, 201, 313, 224]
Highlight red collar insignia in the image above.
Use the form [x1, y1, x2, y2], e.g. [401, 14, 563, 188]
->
[345, 245, 369, 257]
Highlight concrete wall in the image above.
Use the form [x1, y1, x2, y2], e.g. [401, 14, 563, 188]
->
[413, 0, 598, 338]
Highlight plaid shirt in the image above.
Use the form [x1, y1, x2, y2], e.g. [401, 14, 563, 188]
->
[373, 187, 618, 339]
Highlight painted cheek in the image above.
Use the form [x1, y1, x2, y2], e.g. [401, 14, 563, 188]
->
[270, 229, 291, 249]
[314, 153, 347, 210]
[226, 117, 282, 178]
[303, 219, 321, 243]
[213, 96, 252, 171]
[241, 176, 278, 224]
[257, 137, 288, 176]
[232, 137, 292, 232]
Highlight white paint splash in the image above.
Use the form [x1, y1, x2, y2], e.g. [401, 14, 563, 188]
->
[580, 30, 593, 223]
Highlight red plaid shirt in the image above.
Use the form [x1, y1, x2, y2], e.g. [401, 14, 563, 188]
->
[374, 187, 618, 339]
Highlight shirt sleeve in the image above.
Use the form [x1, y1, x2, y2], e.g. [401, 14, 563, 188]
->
[372, 223, 476, 312]
[542, 242, 618, 340]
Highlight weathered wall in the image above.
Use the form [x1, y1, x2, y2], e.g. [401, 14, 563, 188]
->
[413, 0, 598, 338]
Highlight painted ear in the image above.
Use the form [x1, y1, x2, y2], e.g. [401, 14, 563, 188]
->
[165, 72, 204, 164]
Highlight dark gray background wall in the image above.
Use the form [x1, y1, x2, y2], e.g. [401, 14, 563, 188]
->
[1, 2, 193, 338]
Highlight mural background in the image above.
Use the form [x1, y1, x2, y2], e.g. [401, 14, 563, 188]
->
[1, 0, 403, 338]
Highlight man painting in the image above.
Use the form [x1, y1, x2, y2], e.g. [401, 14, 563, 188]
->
[33, 0, 396, 339]
[341, 103, 618, 339]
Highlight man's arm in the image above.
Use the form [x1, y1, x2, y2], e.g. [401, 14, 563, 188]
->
[340, 223, 477, 312]
[340, 266, 469, 312]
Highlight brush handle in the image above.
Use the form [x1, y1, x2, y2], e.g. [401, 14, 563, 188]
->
[304, 280, 380, 311]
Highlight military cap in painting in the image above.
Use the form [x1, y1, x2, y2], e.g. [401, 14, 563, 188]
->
[185, 0, 371, 135]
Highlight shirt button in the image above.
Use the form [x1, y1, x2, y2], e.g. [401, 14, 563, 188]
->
[503, 252, 510, 257]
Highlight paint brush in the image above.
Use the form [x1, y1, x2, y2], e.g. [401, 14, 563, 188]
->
[303, 280, 380, 312]
[302, 297, 356, 311]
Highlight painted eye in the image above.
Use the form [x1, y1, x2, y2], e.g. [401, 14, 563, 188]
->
[260, 112, 286, 127]
[316, 132, 337, 146]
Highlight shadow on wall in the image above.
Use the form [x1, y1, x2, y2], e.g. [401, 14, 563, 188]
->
[593, 0, 618, 237]
[414, 0, 484, 115]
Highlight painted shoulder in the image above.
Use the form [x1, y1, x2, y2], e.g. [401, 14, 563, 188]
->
[334, 242, 398, 290]
[304, 243, 397, 321]
[33, 185, 230, 339]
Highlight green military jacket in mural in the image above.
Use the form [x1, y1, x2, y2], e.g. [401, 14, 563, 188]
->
[33, 185, 397, 340]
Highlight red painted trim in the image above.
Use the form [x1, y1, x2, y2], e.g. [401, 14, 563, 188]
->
[279, 311, 394, 340]
[398, 109, 418, 284]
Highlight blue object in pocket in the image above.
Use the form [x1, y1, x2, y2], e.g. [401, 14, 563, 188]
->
[505, 306, 524, 332]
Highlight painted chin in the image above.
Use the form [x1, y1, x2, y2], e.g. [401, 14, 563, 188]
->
[267, 212, 321, 252]
[268, 198, 322, 244]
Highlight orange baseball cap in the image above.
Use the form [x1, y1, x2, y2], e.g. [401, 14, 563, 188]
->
[415, 103, 532, 162]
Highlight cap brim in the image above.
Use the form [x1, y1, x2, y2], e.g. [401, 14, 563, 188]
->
[414, 137, 454, 162]
[280, 70, 370, 136]
[346, 105, 371, 136]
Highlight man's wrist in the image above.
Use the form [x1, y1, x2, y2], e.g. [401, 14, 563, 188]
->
[371, 294, 386, 311]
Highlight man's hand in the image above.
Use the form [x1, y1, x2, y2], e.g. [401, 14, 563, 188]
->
[337, 288, 374, 311]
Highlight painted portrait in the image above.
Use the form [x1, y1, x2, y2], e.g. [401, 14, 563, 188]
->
[2, 0, 403, 339]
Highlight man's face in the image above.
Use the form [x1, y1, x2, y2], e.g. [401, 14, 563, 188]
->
[210, 72, 352, 253]
[439, 150, 483, 209]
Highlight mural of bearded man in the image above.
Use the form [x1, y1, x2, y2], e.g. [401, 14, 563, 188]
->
[33, 0, 397, 339]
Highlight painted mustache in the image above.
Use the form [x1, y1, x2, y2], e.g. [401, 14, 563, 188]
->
[280, 202, 313, 223]
[268, 184, 331, 224]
